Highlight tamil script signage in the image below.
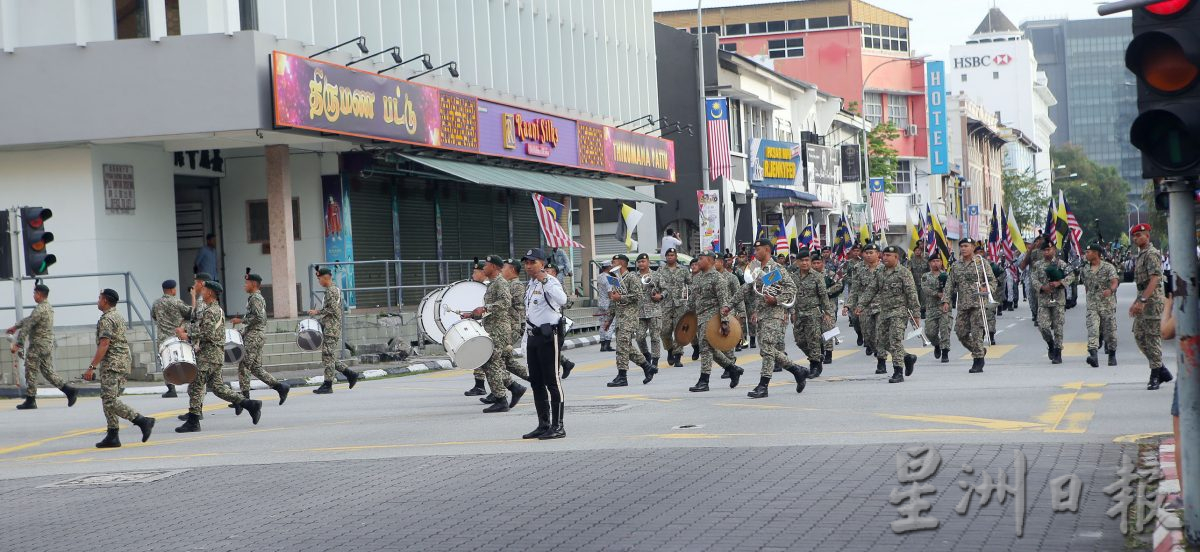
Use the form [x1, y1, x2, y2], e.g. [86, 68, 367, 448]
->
[272, 51, 675, 182]
[926, 61, 949, 175]
[749, 138, 801, 187]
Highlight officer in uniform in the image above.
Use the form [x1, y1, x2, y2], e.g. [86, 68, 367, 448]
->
[595, 261, 616, 352]
[504, 259, 554, 378]
[849, 244, 886, 373]
[921, 256, 952, 362]
[873, 246, 921, 383]
[908, 247, 929, 317]
[843, 244, 864, 346]
[164, 272, 212, 398]
[790, 248, 832, 378]
[83, 289, 155, 448]
[748, 239, 807, 399]
[658, 248, 690, 367]
[688, 251, 742, 392]
[174, 281, 263, 432]
[688, 258, 703, 361]
[811, 250, 840, 365]
[308, 267, 360, 394]
[1032, 241, 1073, 364]
[1080, 243, 1119, 367]
[230, 273, 290, 405]
[519, 248, 568, 440]
[151, 280, 190, 399]
[607, 254, 656, 386]
[716, 253, 748, 356]
[7, 284, 77, 410]
[942, 238, 997, 373]
[463, 260, 490, 396]
[473, 255, 527, 413]
[633, 252, 665, 369]
[1130, 223, 1172, 390]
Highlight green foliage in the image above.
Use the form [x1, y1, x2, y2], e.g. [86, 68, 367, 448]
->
[867, 122, 900, 192]
[1001, 168, 1047, 235]
[1050, 145, 1131, 247]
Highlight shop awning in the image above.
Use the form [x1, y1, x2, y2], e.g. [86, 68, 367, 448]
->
[751, 185, 818, 203]
[401, 155, 664, 204]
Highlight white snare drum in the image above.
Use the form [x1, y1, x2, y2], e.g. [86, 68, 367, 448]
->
[418, 287, 449, 344]
[297, 318, 323, 351]
[442, 319, 493, 370]
[434, 280, 488, 335]
[224, 329, 245, 365]
[159, 337, 198, 386]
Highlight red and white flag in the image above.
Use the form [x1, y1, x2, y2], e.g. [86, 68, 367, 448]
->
[868, 178, 888, 231]
[532, 193, 583, 248]
[706, 97, 732, 182]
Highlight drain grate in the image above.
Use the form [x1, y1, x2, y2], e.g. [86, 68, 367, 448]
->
[39, 470, 188, 489]
[566, 404, 631, 414]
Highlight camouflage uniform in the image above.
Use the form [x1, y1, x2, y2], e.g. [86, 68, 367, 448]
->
[635, 269, 664, 359]
[818, 270, 842, 352]
[317, 284, 348, 381]
[844, 258, 863, 337]
[942, 257, 998, 358]
[481, 276, 515, 401]
[848, 261, 884, 360]
[1133, 244, 1165, 369]
[1080, 261, 1119, 353]
[873, 265, 921, 369]
[921, 271, 952, 350]
[237, 291, 279, 392]
[187, 302, 244, 415]
[693, 268, 735, 374]
[790, 268, 832, 364]
[612, 269, 645, 372]
[754, 259, 799, 376]
[985, 262, 1003, 333]
[908, 252, 929, 310]
[12, 301, 64, 397]
[657, 263, 691, 355]
[1031, 257, 1074, 350]
[595, 273, 615, 343]
[97, 307, 141, 429]
[151, 293, 190, 352]
[722, 270, 747, 346]
[505, 278, 531, 380]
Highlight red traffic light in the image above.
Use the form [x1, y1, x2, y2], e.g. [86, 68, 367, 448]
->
[25, 208, 51, 229]
[1145, 0, 1192, 16]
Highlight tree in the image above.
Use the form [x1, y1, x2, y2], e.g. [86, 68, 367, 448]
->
[1001, 168, 1047, 236]
[1050, 145, 1132, 248]
[867, 122, 900, 191]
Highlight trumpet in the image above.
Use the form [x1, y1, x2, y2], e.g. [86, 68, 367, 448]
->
[971, 256, 994, 337]
[908, 309, 931, 346]
[753, 269, 797, 308]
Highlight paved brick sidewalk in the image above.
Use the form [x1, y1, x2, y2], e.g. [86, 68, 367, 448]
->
[0, 442, 1136, 552]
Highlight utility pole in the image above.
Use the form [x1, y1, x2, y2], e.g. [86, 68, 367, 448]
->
[1166, 178, 1198, 542]
[8, 208, 25, 391]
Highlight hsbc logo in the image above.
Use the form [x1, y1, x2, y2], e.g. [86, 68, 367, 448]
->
[953, 54, 1013, 69]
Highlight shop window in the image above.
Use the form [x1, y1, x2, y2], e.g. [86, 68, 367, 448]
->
[768, 38, 804, 59]
[114, 0, 149, 39]
[247, 198, 301, 243]
[725, 23, 747, 35]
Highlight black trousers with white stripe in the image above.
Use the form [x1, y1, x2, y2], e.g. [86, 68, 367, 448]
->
[526, 327, 564, 416]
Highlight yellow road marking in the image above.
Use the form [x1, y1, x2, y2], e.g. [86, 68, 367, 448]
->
[1113, 432, 1172, 444]
[877, 413, 1046, 431]
[1060, 342, 1090, 357]
[959, 344, 1016, 360]
[1034, 381, 1105, 434]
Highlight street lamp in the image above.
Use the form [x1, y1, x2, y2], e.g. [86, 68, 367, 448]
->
[1127, 202, 1142, 229]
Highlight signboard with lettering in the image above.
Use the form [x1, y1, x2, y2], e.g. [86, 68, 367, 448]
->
[840, 144, 861, 183]
[749, 138, 801, 187]
[103, 164, 136, 214]
[926, 61, 949, 175]
[478, 100, 577, 165]
[804, 143, 842, 188]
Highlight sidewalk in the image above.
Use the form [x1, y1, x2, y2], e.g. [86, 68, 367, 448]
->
[1154, 438, 1190, 552]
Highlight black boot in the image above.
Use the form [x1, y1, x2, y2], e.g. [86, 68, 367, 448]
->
[15, 396, 36, 410]
[1086, 349, 1099, 368]
[641, 361, 658, 385]
[480, 393, 498, 404]
[726, 365, 744, 388]
[941, 349, 950, 363]
[464, 378, 486, 396]
[875, 358, 887, 374]
[1159, 366, 1174, 383]
[720, 367, 731, 379]
[689, 373, 710, 392]
[933, 347, 941, 360]
[61, 385, 78, 407]
[865, 346, 874, 356]
[313, 380, 333, 394]
[175, 412, 201, 433]
[904, 354, 917, 377]
[1107, 351, 1117, 366]
[969, 357, 984, 374]
[691, 347, 700, 361]
[856, 330, 864, 347]
[95, 428, 121, 448]
[773, 362, 783, 373]
[808, 360, 823, 379]
[539, 403, 565, 439]
[747, 376, 770, 399]
[132, 415, 155, 443]
[1051, 348, 1063, 365]
[241, 399, 262, 425]
[1046, 343, 1054, 361]
[989, 332, 996, 345]
[749, 336, 757, 349]
[650, 356, 660, 369]
[482, 400, 510, 413]
[607, 370, 628, 387]
[673, 352, 684, 367]
[273, 382, 290, 405]
[888, 365, 904, 384]
[341, 368, 360, 389]
[560, 358, 575, 379]
[783, 364, 810, 394]
[230, 389, 250, 410]
[643, 352, 652, 366]
[1148, 369, 1162, 391]
[523, 399, 551, 439]
[507, 382, 526, 408]
[162, 384, 178, 398]
[177, 412, 204, 421]
[823, 349, 833, 365]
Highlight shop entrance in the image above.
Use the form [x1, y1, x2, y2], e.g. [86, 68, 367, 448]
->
[174, 175, 222, 307]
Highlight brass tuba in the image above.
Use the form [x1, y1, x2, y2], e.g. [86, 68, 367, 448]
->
[753, 268, 796, 308]
[742, 259, 764, 285]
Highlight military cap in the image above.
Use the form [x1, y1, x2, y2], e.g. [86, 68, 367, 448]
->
[753, 238, 773, 249]
[245, 273, 263, 283]
[722, 250, 734, 259]
[612, 254, 629, 263]
[162, 279, 177, 290]
[205, 280, 224, 293]
[665, 247, 678, 255]
[958, 238, 974, 246]
[698, 250, 716, 259]
[101, 288, 120, 303]
[636, 253, 650, 261]
[485, 254, 505, 267]
[862, 243, 879, 252]
[850, 243, 863, 250]
[882, 245, 902, 255]
[33, 283, 49, 295]
[503, 258, 521, 269]
[472, 260, 486, 271]
[796, 248, 811, 258]
[521, 248, 547, 262]
[194, 272, 213, 281]
[316, 267, 332, 277]
[810, 250, 823, 260]
[1042, 239, 1058, 250]
[1130, 223, 1151, 235]
[1086, 243, 1104, 253]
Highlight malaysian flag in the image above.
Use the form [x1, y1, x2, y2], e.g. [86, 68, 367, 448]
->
[774, 226, 789, 255]
[925, 205, 937, 259]
[532, 193, 583, 248]
[868, 177, 888, 231]
[1001, 206, 1019, 282]
[967, 204, 980, 241]
[987, 204, 1001, 259]
[833, 213, 852, 261]
[706, 97, 732, 182]
[1061, 190, 1083, 255]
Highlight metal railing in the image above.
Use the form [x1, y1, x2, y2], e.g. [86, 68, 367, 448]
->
[306, 259, 479, 311]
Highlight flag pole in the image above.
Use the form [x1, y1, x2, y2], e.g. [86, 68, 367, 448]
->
[696, 1, 710, 193]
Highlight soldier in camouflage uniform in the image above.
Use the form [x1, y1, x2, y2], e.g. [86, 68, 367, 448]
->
[7, 284, 77, 409]
[789, 248, 832, 379]
[921, 256, 952, 362]
[688, 259, 703, 361]
[657, 248, 690, 367]
[811, 251, 841, 365]
[843, 244, 864, 346]
[607, 254, 656, 387]
[1080, 243, 1119, 368]
[85, 289, 155, 448]
[747, 240, 808, 398]
[849, 244, 886, 373]
[941, 239, 998, 373]
[174, 281, 263, 432]
[633, 252, 665, 368]
[463, 262, 490, 396]
[1031, 241, 1074, 364]
[1129, 224, 1172, 390]
[309, 267, 361, 394]
[163, 273, 211, 398]
[474, 256, 527, 412]
[873, 246, 921, 383]
[687, 251, 743, 392]
[230, 273, 289, 405]
[716, 253, 748, 355]
[908, 247, 928, 316]
[595, 261, 616, 352]
[151, 280, 190, 399]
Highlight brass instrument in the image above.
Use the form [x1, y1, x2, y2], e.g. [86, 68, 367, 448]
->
[971, 256, 995, 337]
[752, 268, 797, 308]
[742, 259, 764, 285]
[907, 309, 931, 347]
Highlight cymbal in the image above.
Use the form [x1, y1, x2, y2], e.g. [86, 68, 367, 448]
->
[674, 311, 699, 346]
[705, 313, 742, 352]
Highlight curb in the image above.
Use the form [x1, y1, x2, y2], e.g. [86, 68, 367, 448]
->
[1154, 438, 1187, 552]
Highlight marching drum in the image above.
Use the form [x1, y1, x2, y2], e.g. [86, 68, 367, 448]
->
[223, 329, 245, 365]
[442, 319, 494, 370]
[418, 287, 449, 344]
[159, 337, 198, 386]
[296, 318, 324, 351]
[434, 280, 488, 335]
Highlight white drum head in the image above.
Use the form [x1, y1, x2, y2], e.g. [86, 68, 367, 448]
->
[418, 287, 449, 343]
[435, 280, 487, 334]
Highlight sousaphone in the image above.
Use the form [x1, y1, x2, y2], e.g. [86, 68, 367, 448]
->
[673, 311, 699, 346]
[704, 313, 742, 352]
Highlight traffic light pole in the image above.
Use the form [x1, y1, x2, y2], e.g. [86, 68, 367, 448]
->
[1166, 178, 1198, 541]
[7, 208, 24, 392]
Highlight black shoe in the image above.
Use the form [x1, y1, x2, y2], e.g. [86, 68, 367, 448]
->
[523, 425, 549, 439]
[523, 400, 551, 439]
[242, 399, 262, 425]
[650, 356, 660, 369]
[810, 360, 823, 378]
[1051, 348, 1063, 365]
[1148, 370, 1162, 391]
[561, 358, 575, 379]
[643, 352, 652, 366]
[464, 379, 486, 396]
[969, 357, 984, 373]
[641, 362, 658, 384]
[175, 413, 201, 433]
[865, 347, 874, 356]
[162, 384, 178, 398]
[507, 382, 526, 408]
[823, 349, 833, 364]
[313, 380, 333, 394]
[1107, 351, 1117, 366]
[691, 348, 700, 361]
[904, 354, 917, 377]
[607, 372, 628, 387]
[177, 412, 204, 421]
[273, 382, 290, 405]
[1086, 349, 1099, 368]
[933, 347, 941, 360]
[875, 358, 887, 374]
[784, 364, 809, 394]
[343, 368, 360, 389]
[480, 393, 498, 404]
[727, 365, 744, 388]
[61, 385, 78, 407]
[941, 349, 950, 363]
[482, 400, 510, 413]
[747, 377, 770, 399]
[1047, 344, 1054, 361]
[749, 337, 757, 349]
[989, 332, 996, 345]
[1159, 366, 1174, 383]
[856, 334, 864, 347]
[95, 428, 121, 448]
[888, 367, 904, 384]
[15, 396, 36, 410]
[689, 374, 710, 393]
[773, 363, 783, 373]
[539, 404, 565, 439]
[132, 415, 155, 443]
[735, 344, 745, 352]
[720, 368, 730, 379]
[232, 399, 244, 416]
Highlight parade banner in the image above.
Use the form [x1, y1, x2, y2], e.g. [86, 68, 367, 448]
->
[321, 175, 355, 307]
[697, 190, 721, 253]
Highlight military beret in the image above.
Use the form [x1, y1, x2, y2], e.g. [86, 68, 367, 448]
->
[1042, 240, 1058, 249]
[546, 263, 559, 272]
[1130, 223, 1151, 235]
[162, 279, 177, 290]
[665, 247, 678, 255]
[485, 254, 505, 267]
[503, 258, 521, 269]
[958, 238, 974, 246]
[316, 267, 332, 277]
[34, 284, 49, 295]
[472, 260, 486, 271]
[796, 248, 811, 258]
[688, 258, 698, 265]
[882, 245, 902, 255]
[245, 273, 263, 283]
[204, 280, 224, 293]
[753, 239, 773, 249]
[194, 272, 213, 281]
[821, 246, 831, 252]
[636, 253, 650, 261]
[862, 243, 879, 252]
[612, 254, 629, 263]
[1086, 243, 1104, 253]
[101, 288, 120, 303]
[698, 250, 716, 259]
[810, 250, 823, 260]
[927, 255, 942, 264]
[850, 243, 863, 250]
[722, 251, 734, 259]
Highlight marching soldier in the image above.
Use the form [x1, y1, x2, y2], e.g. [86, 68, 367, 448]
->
[162, 272, 209, 399]
[747, 239, 807, 399]
[872, 246, 921, 383]
[595, 261, 616, 352]
[688, 251, 742, 392]
[7, 284, 77, 410]
[688, 258, 702, 361]
[1032, 241, 1073, 364]
[1080, 243, 1119, 367]
[811, 250, 840, 365]
[849, 244, 886, 373]
[790, 247, 832, 379]
[716, 253, 748, 355]
[941, 239, 997, 373]
[658, 248, 690, 367]
[174, 281, 263, 432]
[908, 247, 928, 317]
[607, 254, 656, 387]
[1130, 223, 1172, 390]
[472, 255, 527, 413]
[308, 268, 361, 394]
[83, 289, 155, 447]
[843, 244, 864, 346]
[921, 256, 952, 362]
[151, 280, 190, 399]
[230, 273, 289, 405]
[463, 260, 489, 396]
[633, 252, 665, 369]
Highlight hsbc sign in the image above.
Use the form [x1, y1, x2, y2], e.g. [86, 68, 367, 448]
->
[953, 53, 1013, 69]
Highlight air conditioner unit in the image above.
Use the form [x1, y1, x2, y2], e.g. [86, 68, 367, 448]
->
[905, 124, 919, 136]
[908, 194, 922, 207]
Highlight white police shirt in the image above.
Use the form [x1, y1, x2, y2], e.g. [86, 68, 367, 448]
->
[525, 274, 568, 326]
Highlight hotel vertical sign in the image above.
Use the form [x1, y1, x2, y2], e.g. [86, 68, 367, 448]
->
[926, 61, 949, 175]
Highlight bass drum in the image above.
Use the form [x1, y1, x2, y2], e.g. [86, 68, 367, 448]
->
[296, 319, 323, 351]
[159, 337, 198, 386]
[418, 287, 449, 344]
[224, 329, 245, 365]
[442, 319, 494, 370]
[434, 280, 488, 335]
